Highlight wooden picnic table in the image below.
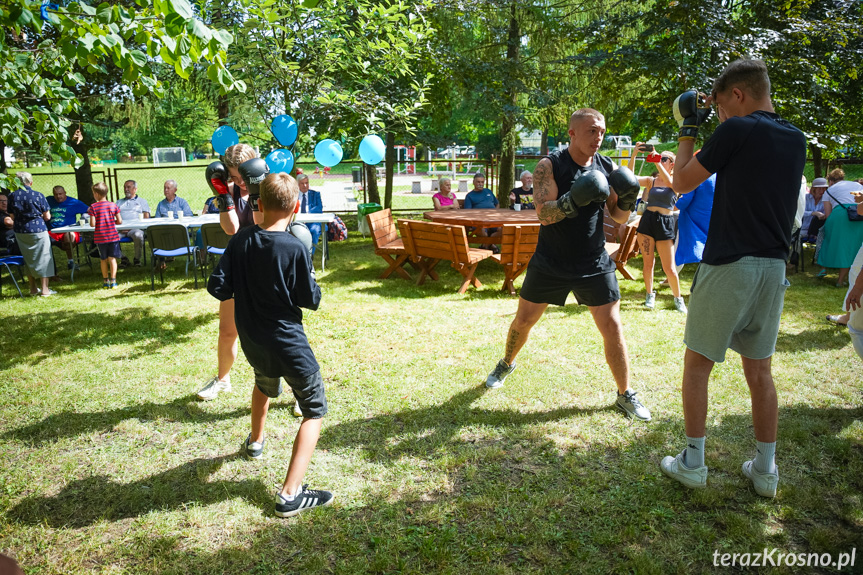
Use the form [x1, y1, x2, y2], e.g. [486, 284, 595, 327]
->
[423, 208, 539, 244]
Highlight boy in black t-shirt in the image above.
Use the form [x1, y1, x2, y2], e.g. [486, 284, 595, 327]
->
[207, 172, 333, 518]
[659, 59, 806, 498]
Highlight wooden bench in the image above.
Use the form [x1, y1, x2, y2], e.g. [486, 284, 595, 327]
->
[398, 219, 493, 294]
[603, 208, 641, 280]
[366, 208, 416, 280]
[491, 223, 540, 295]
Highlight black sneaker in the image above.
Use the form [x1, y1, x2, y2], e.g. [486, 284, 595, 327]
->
[275, 485, 334, 518]
[133, 259, 142, 267]
[242, 433, 264, 459]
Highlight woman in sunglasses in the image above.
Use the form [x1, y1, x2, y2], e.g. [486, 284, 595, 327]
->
[628, 144, 687, 313]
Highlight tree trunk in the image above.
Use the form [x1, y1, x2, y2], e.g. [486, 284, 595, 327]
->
[70, 126, 94, 205]
[810, 144, 822, 178]
[0, 139, 7, 194]
[384, 132, 395, 209]
[364, 163, 381, 205]
[497, 3, 520, 207]
[540, 125, 549, 156]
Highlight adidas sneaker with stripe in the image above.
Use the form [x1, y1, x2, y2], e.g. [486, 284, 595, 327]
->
[274, 485, 334, 518]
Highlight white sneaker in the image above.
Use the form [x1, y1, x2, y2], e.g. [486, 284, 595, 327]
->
[742, 460, 778, 498]
[644, 292, 656, 309]
[660, 450, 708, 489]
[673, 296, 687, 314]
[293, 402, 303, 417]
[197, 376, 231, 400]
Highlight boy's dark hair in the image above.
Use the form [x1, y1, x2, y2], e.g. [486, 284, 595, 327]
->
[260, 173, 299, 212]
[92, 182, 108, 197]
[712, 58, 771, 101]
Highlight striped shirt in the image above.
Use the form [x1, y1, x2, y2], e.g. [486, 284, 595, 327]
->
[88, 200, 120, 244]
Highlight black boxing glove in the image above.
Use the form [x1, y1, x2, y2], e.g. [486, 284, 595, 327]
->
[205, 161, 234, 212]
[558, 170, 610, 218]
[673, 90, 713, 141]
[238, 158, 268, 211]
[289, 222, 314, 260]
[608, 166, 640, 212]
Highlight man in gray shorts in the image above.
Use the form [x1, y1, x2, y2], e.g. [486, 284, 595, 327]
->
[484, 108, 652, 422]
[659, 59, 806, 497]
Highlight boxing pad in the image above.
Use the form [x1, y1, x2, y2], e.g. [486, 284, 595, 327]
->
[238, 158, 268, 211]
[558, 170, 610, 218]
[206, 161, 234, 212]
[609, 166, 640, 212]
[673, 90, 713, 141]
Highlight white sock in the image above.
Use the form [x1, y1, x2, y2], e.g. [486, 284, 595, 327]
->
[684, 436, 705, 468]
[754, 441, 776, 474]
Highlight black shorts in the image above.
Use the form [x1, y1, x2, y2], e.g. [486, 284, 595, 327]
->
[520, 266, 620, 307]
[254, 369, 327, 419]
[96, 241, 122, 260]
[637, 210, 677, 242]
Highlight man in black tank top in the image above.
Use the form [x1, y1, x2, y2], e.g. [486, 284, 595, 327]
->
[659, 59, 806, 498]
[484, 108, 652, 422]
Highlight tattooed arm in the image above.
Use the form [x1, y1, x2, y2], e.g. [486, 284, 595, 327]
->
[533, 158, 564, 225]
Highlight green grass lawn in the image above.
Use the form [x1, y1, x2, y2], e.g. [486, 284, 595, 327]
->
[1, 220, 861, 574]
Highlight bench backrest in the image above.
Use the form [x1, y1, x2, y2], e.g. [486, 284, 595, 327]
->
[367, 208, 398, 249]
[398, 219, 470, 263]
[498, 224, 540, 265]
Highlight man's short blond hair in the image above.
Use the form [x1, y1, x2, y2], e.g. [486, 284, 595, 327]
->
[223, 144, 258, 169]
[260, 173, 299, 212]
[569, 108, 605, 129]
[92, 182, 108, 198]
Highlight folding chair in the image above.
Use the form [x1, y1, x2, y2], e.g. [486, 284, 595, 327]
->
[147, 224, 201, 290]
[199, 222, 230, 273]
[0, 255, 26, 297]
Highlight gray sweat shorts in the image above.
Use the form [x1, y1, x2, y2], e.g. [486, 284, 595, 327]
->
[684, 257, 789, 363]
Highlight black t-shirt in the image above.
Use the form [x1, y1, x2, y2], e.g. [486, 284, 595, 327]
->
[207, 225, 321, 378]
[531, 148, 617, 278]
[696, 111, 806, 265]
[510, 188, 535, 209]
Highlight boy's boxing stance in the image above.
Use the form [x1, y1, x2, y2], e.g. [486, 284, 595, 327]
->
[207, 172, 332, 517]
[88, 182, 122, 289]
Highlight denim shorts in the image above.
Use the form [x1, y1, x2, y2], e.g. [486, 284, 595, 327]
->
[254, 369, 327, 419]
[97, 241, 122, 260]
[684, 257, 789, 362]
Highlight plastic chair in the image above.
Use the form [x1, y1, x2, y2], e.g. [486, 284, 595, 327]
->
[0, 255, 26, 297]
[199, 222, 230, 273]
[147, 224, 200, 290]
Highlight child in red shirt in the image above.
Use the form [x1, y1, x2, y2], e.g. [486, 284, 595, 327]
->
[88, 182, 122, 289]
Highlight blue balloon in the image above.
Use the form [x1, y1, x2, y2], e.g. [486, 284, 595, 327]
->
[271, 115, 298, 147]
[211, 126, 239, 155]
[265, 149, 295, 174]
[314, 139, 343, 168]
[359, 135, 385, 165]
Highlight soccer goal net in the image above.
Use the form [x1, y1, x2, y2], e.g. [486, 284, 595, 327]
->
[152, 147, 187, 167]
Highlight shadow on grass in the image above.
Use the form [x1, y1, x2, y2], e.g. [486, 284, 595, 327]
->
[0, 308, 217, 370]
[320, 386, 613, 462]
[2, 396, 293, 446]
[775, 325, 851, 352]
[8, 453, 269, 528]
[43, 403, 863, 573]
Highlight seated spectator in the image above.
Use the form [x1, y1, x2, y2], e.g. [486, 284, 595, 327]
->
[8, 172, 55, 296]
[0, 193, 18, 254]
[818, 168, 863, 287]
[154, 180, 194, 218]
[116, 179, 151, 267]
[803, 177, 827, 243]
[509, 170, 534, 209]
[202, 196, 221, 215]
[47, 185, 89, 270]
[297, 173, 323, 255]
[432, 177, 459, 210]
[464, 173, 499, 252]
